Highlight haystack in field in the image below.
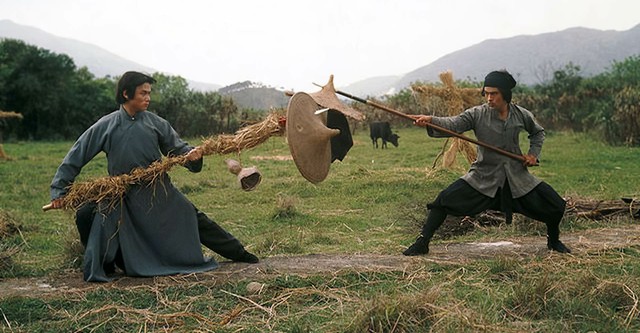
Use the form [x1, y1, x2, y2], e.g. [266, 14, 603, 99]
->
[49, 111, 285, 212]
[0, 110, 23, 160]
[411, 71, 483, 169]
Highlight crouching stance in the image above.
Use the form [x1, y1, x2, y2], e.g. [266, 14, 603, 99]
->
[404, 70, 571, 256]
[49, 71, 258, 282]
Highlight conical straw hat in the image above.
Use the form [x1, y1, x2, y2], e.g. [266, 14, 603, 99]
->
[310, 75, 365, 121]
[286, 92, 340, 184]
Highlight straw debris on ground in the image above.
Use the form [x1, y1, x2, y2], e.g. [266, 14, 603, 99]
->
[0, 210, 23, 272]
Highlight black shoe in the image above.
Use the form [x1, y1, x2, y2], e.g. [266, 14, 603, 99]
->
[547, 239, 572, 253]
[403, 235, 429, 256]
[235, 251, 259, 263]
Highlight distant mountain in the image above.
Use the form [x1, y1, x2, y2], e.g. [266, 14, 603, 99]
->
[343, 24, 640, 96]
[218, 81, 289, 110]
[5, 18, 640, 102]
[338, 75, 402, 98]
[0, 19, 221, 91]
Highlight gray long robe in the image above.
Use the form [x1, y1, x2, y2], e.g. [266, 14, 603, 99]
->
[51, 106, 218, 282]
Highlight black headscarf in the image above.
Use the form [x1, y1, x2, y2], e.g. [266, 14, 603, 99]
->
[482, 70, 516, 103]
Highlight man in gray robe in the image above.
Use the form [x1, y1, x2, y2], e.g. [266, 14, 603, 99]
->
[49, 71, 258, 282]
[403, 70, 571, 256]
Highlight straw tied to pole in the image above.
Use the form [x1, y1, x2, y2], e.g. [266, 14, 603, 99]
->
[42, 112, 285, 212]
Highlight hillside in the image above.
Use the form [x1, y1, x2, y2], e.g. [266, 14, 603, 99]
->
[0, 19, 221, 91]
[342, 24, 640, 96]
[337, 75, 402, 97]
[4, 19, 639, 99]
[218, 81, 290, 110]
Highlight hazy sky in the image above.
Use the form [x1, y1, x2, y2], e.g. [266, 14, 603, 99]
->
[1, 0, 639, 91]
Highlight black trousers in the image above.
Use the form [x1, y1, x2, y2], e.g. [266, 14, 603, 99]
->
[421, 179, 566, 241]
[75, 203, 247, 261]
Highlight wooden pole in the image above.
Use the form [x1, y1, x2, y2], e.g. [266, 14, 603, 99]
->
[321, 85, 527, 163]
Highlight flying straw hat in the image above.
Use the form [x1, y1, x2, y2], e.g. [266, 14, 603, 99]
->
[286, 92, 341, 184]
[310, 75, 365, 121]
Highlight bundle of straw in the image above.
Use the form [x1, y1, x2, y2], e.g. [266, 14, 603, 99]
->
[51, 112, 285, 212]
[0, 111, 23, 120]
[0, 111, 23, 160]
[412, 71, 481, 169]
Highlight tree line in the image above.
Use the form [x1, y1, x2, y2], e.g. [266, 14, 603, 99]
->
[1, 38, 639, 146]
[0, 39, 262, 141]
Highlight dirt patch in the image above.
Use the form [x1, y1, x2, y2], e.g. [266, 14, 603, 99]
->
[2, 224, 639, 299]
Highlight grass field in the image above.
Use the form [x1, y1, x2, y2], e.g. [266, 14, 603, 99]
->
[1, 126, 639, 332]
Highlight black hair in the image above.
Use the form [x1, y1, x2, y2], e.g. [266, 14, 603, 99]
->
[116, 71, 157, 104]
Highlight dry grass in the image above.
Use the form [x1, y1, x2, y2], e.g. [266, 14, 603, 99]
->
[345, 287, 440, 332]
[565, 196, 640, 220]
[3, 123, 640, 331]
[0, 210, 22, 272]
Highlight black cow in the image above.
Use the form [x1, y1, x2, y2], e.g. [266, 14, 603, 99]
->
[369, 122, 399, 149]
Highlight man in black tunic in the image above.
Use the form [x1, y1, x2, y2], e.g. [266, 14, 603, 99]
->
[403, 70, 571, 256]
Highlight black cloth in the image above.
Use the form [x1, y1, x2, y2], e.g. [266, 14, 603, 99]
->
[483, 71, 516, 90]
[75, 202, 97, 248]
[195, 209, 247, 260]
[327, 110, 353, 162]
[422, 179, 565, 241]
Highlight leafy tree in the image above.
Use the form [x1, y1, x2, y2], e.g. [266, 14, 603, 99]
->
[0, 39, 77, 139]
[535, 63, 584, 131]
[182, 90, 221, 137]
[582, 55, 640, 144]
[614, 86, 640, 145]
[607, 55, 640, 88]
[64, 68, 117, 138]
[150, 73, 190, 131]
[220, 95, 239, 133]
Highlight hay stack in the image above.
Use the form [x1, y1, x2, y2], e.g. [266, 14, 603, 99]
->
[0, 145, 8, 160]
[411, 71, 483, 170]
[0, 111, 23, 160]
[54, 112, 285, 212]
[0, 111, 23, 120]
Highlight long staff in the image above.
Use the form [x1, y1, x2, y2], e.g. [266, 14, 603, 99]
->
[321, 85, 527, 163]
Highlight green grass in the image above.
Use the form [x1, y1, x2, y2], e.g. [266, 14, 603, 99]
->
[1, 127, 639, 331]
